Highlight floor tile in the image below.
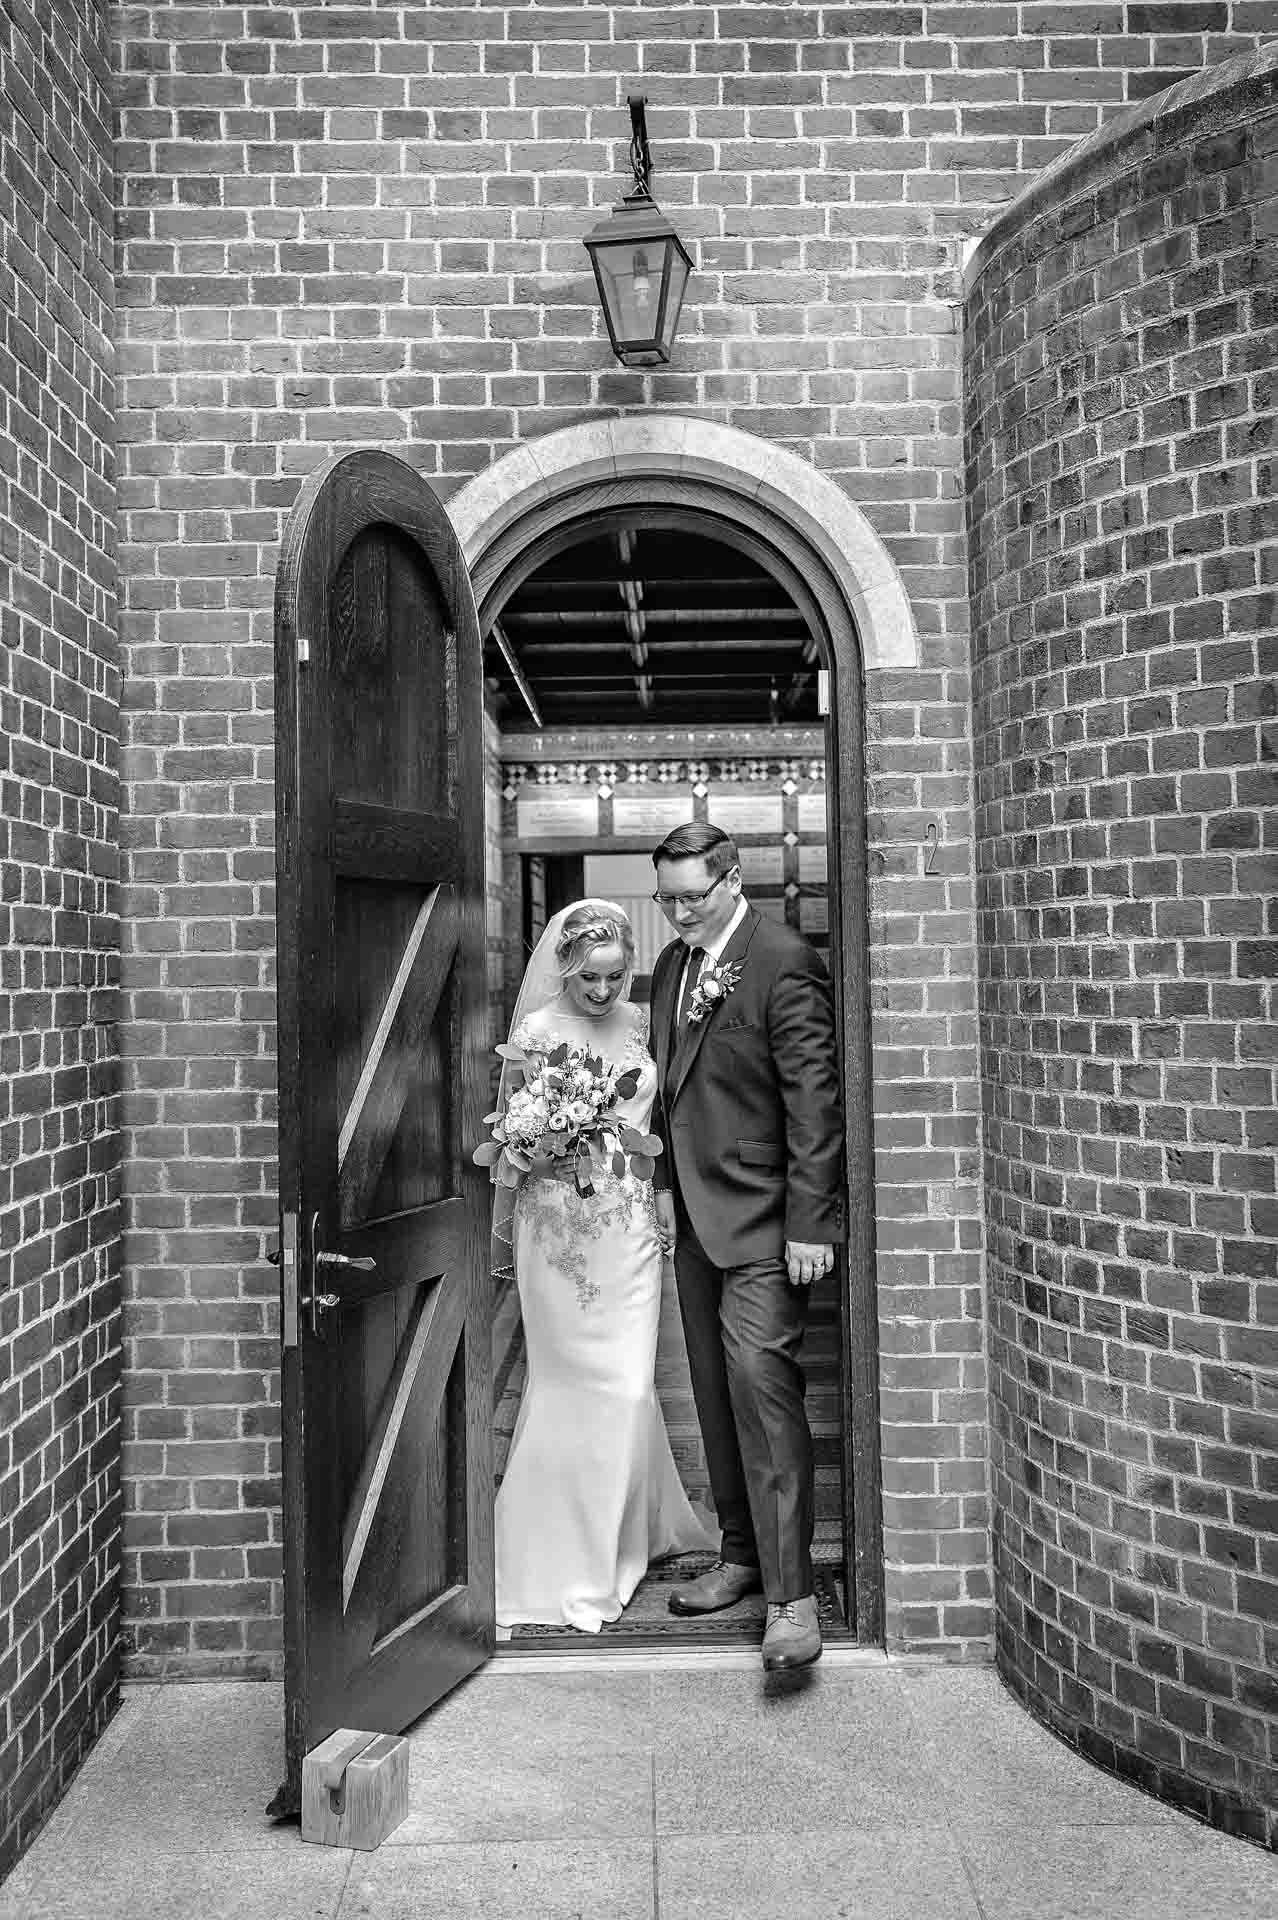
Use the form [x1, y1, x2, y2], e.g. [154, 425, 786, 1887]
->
[0, 1844, 353, 1920]
[897, 1668, 1173, 1829]
[652, 1668, 947, 1833]
[959, 1822, 1278, 1920]
[658, 1828, 982, 1920]
[412, 1667, 654, 1750]
[339, 1840, 654, 1919]
[650, 1662, 903, 1736]
[30, 1689, 160, 1846]
[389, 1742, 653, 1844]
[35, 1681, 290, 1855]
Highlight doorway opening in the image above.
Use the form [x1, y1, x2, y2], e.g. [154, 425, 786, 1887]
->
[480, 512, 866, 1650]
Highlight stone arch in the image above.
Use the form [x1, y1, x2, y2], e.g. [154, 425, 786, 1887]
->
[446, 415, 918, 672]
[448, 414, 902, 1646]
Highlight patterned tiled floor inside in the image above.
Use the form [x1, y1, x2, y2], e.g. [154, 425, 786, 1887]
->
[4, 1664, 1274, 1919]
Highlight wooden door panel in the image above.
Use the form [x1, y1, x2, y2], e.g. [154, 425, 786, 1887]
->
[329, 527, 456, 813]
[337, 880, 460, 1226]
[342, 1272, 468, 1629]
[273, 449, 492, 1813]
[332, 802, 461, 885]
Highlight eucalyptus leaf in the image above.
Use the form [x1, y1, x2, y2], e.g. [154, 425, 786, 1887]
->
[629, 1152, 654, 1180]
[471, 1140, 502, 1166]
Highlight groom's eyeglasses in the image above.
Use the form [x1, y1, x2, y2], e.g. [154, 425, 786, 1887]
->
[651, 871, 734, 912]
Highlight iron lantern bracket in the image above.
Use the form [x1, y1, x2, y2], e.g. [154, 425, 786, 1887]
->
[626, 93, 653, 202]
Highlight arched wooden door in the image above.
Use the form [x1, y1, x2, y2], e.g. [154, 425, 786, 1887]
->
[271, 450, 492, 1812]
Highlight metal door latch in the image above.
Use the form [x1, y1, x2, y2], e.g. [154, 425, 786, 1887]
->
[269, 1212, 300, 1348]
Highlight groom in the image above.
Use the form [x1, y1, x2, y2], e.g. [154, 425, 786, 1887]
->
[649, 821, 845, 1671]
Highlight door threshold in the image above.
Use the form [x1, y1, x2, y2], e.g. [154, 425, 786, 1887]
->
[492, 1642, 883, 1674]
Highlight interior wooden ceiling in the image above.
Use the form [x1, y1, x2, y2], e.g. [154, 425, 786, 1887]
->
[483, 522, 822, 732]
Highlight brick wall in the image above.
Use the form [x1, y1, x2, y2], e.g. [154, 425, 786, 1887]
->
[109, 5, 1272, 1674]
[0, 0, 121, 1877]
[966, 46, 1278, 1848]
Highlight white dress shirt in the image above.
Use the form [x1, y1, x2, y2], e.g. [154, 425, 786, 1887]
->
[676, 894, 748, 1020]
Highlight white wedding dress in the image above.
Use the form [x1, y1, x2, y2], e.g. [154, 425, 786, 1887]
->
[495, 1005, 716, 1631]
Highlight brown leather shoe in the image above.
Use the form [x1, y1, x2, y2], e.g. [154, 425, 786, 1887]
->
[668, 1560, 763, 1616]
[761, 1595, 822, 1670]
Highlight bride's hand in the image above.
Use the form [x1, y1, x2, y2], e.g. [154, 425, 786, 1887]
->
[654, 1190, 677, 1258]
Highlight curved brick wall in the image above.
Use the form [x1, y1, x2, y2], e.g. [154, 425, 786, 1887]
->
[966, 48, 1278, 1848]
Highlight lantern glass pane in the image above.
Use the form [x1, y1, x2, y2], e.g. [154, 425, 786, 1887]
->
[593, 235, 670, 349]
[658, 249, 691, 353]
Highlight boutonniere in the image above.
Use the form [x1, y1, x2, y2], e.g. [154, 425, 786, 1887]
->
[686, 958, 744, 1024]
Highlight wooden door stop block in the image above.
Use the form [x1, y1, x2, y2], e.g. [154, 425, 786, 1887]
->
[301, 1727, 410, 1850]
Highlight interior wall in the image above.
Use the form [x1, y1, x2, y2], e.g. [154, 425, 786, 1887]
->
[966, 46, 1278, 1848]
[0, 0, 121, 1875]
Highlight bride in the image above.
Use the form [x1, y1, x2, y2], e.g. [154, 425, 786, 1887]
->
[492, 898, 715, 1631]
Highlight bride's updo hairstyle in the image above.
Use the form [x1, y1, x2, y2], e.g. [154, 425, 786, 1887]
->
[554, 903, 636, 981]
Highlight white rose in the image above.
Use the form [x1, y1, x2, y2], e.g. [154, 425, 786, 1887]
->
[547, 1110, 570, 1131]
[700, 975, 724, 1002]
[568, 1099, 592, 1125]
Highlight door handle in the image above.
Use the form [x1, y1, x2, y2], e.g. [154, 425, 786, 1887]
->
[315, 1250, 376, 1273]
[306, 1213, 378, 1335]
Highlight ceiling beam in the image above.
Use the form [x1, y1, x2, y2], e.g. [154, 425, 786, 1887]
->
[502, 607, 806, 629]
[509, 637, 807, 657]
[516, 574, 779, 596]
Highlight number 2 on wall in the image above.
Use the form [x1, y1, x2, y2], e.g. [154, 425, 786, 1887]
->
[924, 821, 939, 874]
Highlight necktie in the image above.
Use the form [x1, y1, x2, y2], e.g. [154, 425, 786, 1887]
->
[679, 947, 705, 1028]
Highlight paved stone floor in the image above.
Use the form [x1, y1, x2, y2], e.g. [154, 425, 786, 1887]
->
[4, 1654, 1275, 1918]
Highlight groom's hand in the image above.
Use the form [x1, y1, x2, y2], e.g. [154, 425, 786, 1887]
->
[785, 1241, 833, 1287]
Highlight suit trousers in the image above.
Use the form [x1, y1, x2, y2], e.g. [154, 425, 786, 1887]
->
[672, 1212, 815, 1603]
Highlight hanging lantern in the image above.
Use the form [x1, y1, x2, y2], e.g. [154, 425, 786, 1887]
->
[583, 96, 693, 368]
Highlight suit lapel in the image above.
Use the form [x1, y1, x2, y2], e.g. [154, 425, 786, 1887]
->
[667, 906, 760, 1108]
[650, 940, 681, 1089]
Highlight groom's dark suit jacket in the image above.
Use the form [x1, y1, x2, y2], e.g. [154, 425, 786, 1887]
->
[650, 904, 846, 1270]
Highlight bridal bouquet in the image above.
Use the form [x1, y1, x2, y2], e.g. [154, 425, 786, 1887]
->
[472, 1040, 664, 1198]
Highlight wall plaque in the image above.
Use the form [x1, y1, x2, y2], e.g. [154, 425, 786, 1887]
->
[800, 895, 829, 934]
[798, 842, 828, 881]
[610, 792, 695, 837]
[515, 791, 599, 839]
[796, 793, 827, 834]
[706, 792, 783, 835]
[738, 844, 784, 884]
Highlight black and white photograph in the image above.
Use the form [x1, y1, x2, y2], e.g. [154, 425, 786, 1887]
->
[1, 2, 1276, 1915]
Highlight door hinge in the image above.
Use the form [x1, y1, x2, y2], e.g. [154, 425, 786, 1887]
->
[280, 1209, 299, 1348]
[297, 633, 311, 665]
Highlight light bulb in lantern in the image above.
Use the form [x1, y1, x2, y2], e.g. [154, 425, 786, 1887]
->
[631, 249, 651, 311]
